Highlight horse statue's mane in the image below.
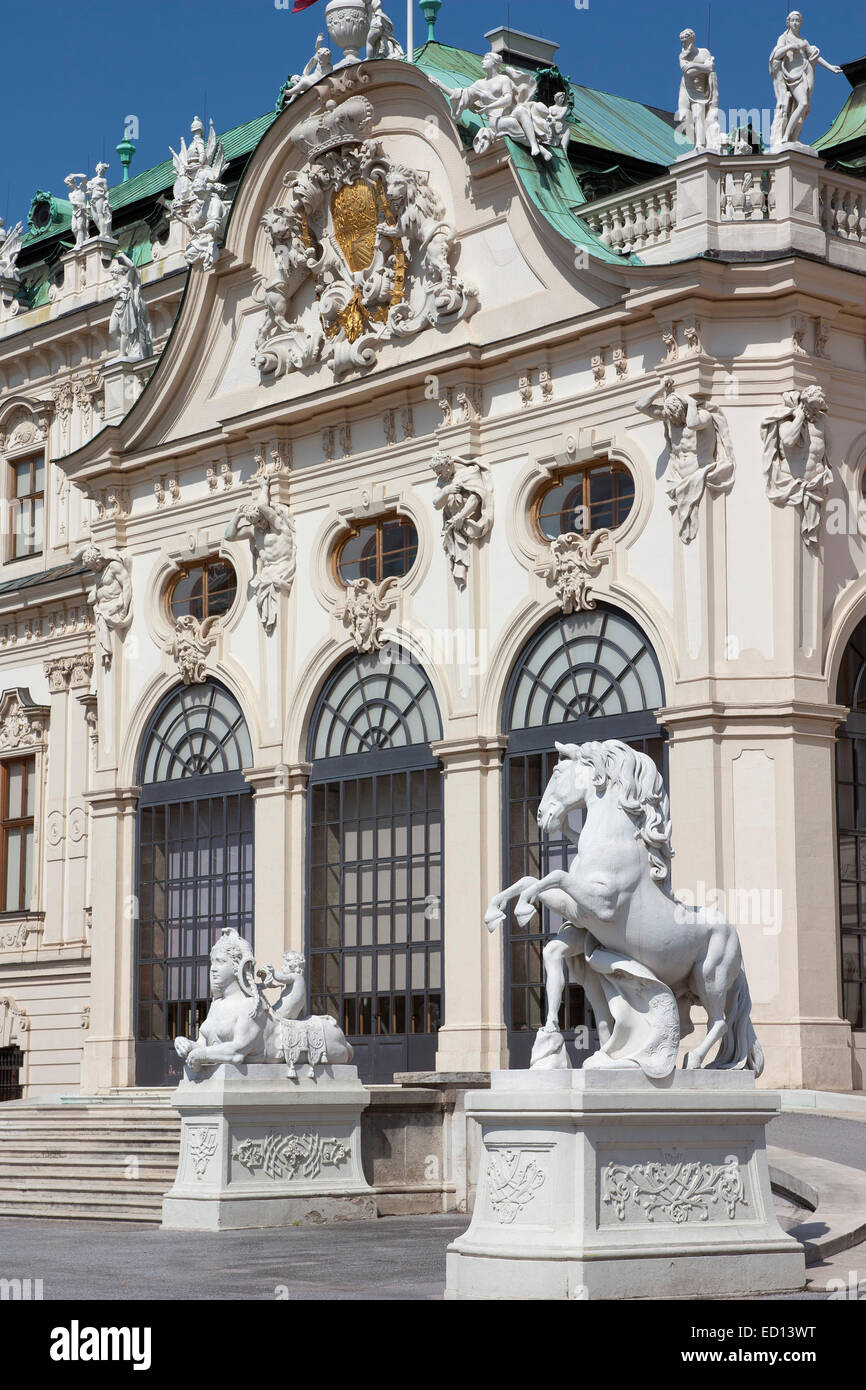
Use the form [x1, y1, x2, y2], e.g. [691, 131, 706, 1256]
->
[575, 739, 673, 882]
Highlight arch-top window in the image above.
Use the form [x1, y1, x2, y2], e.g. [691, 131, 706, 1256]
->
[140, 683, 252, 784]
[135, 681, 254, 1086]
[168, 556, 237, 623]
[307, 649, 444, 1083]
[310, 648, 442, 761]
[503, 606, 666, 1068]
[335, 514, 418, 586]
[836, 615, 866, 1030]
[507, 607, 664, 735]
[535, 459, 635, 541]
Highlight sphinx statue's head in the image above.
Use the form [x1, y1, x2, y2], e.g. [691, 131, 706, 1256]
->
[209, 928, 257, 998]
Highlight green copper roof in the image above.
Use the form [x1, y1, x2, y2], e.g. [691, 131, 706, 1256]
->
[815, 64, 866, 155]
[21, 109, 279, 251]
[414, 42, 681, 167]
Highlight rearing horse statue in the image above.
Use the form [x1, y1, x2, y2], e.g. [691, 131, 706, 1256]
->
[485, 739, 763, 1078]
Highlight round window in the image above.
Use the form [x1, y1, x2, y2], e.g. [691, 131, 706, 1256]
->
[335, 514, 418, 586]
[168, 557, 238, 622]
[535, 459, 635, 541]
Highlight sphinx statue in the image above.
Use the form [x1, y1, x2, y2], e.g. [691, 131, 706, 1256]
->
[174, 929, 353, 1078]
[485, 739, 763, 1079]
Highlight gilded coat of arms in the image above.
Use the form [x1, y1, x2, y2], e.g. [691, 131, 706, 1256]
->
[254, 95, 476, 380]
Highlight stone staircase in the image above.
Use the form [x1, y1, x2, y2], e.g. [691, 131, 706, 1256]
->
[0, 1091, 180, 1223]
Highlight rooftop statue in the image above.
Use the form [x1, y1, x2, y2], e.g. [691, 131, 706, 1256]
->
[278, 33, 334, 108]
[365, 0, 404, 59]
[637, 376, 735, 544]
[676, 27, 721, 154]
[86, 163, 113, 239]
[75, 542, 133, 668]
[108, 252, 153, 361]
[485, 739, 764, 1078]
[169, 117, 231, 269]
[64, 174, 89, 249]
[225, 482, 296, 634]
[0, 220, 24, 284]
[760, 384, 831, 549]
[769, 10, 843, 149]
[444, 51, 570, 162]
[173, 931, 353, 1077]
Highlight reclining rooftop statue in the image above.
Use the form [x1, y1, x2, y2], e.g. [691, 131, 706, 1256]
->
[174, 932, 353, 1079]
[485, 739, 764, 1079]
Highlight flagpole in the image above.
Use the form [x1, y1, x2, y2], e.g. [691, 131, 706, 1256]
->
[406, 0, 414, 62]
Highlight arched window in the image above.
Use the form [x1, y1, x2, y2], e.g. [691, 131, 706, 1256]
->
[836, 617, 866, 1031]
[502, 606, 666, 1067]
[135, 682, 254, 1085]
[307, 648, 443, 1083]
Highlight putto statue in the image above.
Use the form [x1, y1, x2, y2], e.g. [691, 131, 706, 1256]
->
[224, 482, 296, 634]
[87, 163, 113, 239]
[174, 930, 353, 1077]
[108, 253, 154, 361]
[169, 117, 231, 269]
[760, 384, 831, 549]
[431, 449, 494, 589]
[486, 739, 764, 1078]
[676, 27, 721, 154]
[278, 33, 334, 108]
[444, 51, 570, 162]
[769, 11, 843, 149]
[0, 220, 24, 284]
[637, 377, 735, 544]
[75, 542, 133, 668]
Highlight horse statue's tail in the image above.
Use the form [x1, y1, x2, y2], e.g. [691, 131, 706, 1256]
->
[716, 965, 764, 1077]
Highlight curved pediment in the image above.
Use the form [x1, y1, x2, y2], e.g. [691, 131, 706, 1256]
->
[59, 59, 631, 474]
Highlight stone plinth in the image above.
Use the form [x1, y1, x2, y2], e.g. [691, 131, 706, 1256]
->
[101, 354, 157, 424]
[445, 1069, 805, 1300]
[161, 1061, 377, 1231]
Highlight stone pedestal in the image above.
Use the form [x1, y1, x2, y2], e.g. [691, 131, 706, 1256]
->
[445, 1069, 805, 1300]
[101, 354, 157, 424]
[162, 1062, 377, 1231]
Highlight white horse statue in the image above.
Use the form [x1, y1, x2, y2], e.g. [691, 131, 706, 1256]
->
[485, 739, 763, 1078]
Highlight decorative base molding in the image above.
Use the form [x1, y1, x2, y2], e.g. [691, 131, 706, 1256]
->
[161, 1061, 377, 1231]
[445, 1069, 805, 1300]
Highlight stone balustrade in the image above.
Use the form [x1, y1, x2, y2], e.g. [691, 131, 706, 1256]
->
[578, 149, 866, 270]
[580, 178, 677, 257]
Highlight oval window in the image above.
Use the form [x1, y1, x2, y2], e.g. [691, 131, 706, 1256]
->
[535, 459, 635, 541]
[335, 513, 419, 586]
[168, 556, 238, 622]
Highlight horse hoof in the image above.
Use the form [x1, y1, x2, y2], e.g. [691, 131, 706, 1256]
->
[514, 904, 537, 927]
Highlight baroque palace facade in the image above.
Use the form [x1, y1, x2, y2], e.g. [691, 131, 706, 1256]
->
[2, 17, 866, 1101]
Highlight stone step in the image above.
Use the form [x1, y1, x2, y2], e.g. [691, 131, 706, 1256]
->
[0, 1174, 171, 1193]
[0, 1096, 181, 1224]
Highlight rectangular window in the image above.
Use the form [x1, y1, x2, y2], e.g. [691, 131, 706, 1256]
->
[9, 455, 45, 559]
[0, 757, 36, 912]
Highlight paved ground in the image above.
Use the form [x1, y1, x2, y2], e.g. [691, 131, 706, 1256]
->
[0, 1112, 860, 1301]
[0, 1211, 863, 1300]
[768, 1111, 866, 1172]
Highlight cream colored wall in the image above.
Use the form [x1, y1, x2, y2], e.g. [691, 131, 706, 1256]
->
[0, 68, 864, 1095]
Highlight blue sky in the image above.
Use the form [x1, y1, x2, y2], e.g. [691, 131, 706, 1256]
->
[1, 0, 863, 228]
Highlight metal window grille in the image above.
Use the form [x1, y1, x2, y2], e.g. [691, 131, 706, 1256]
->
[307, 649, 444, 1082]
[0, 1046, 23, 1102]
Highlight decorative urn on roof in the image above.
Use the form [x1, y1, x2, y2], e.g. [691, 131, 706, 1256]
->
[325, 0, 369, 63]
